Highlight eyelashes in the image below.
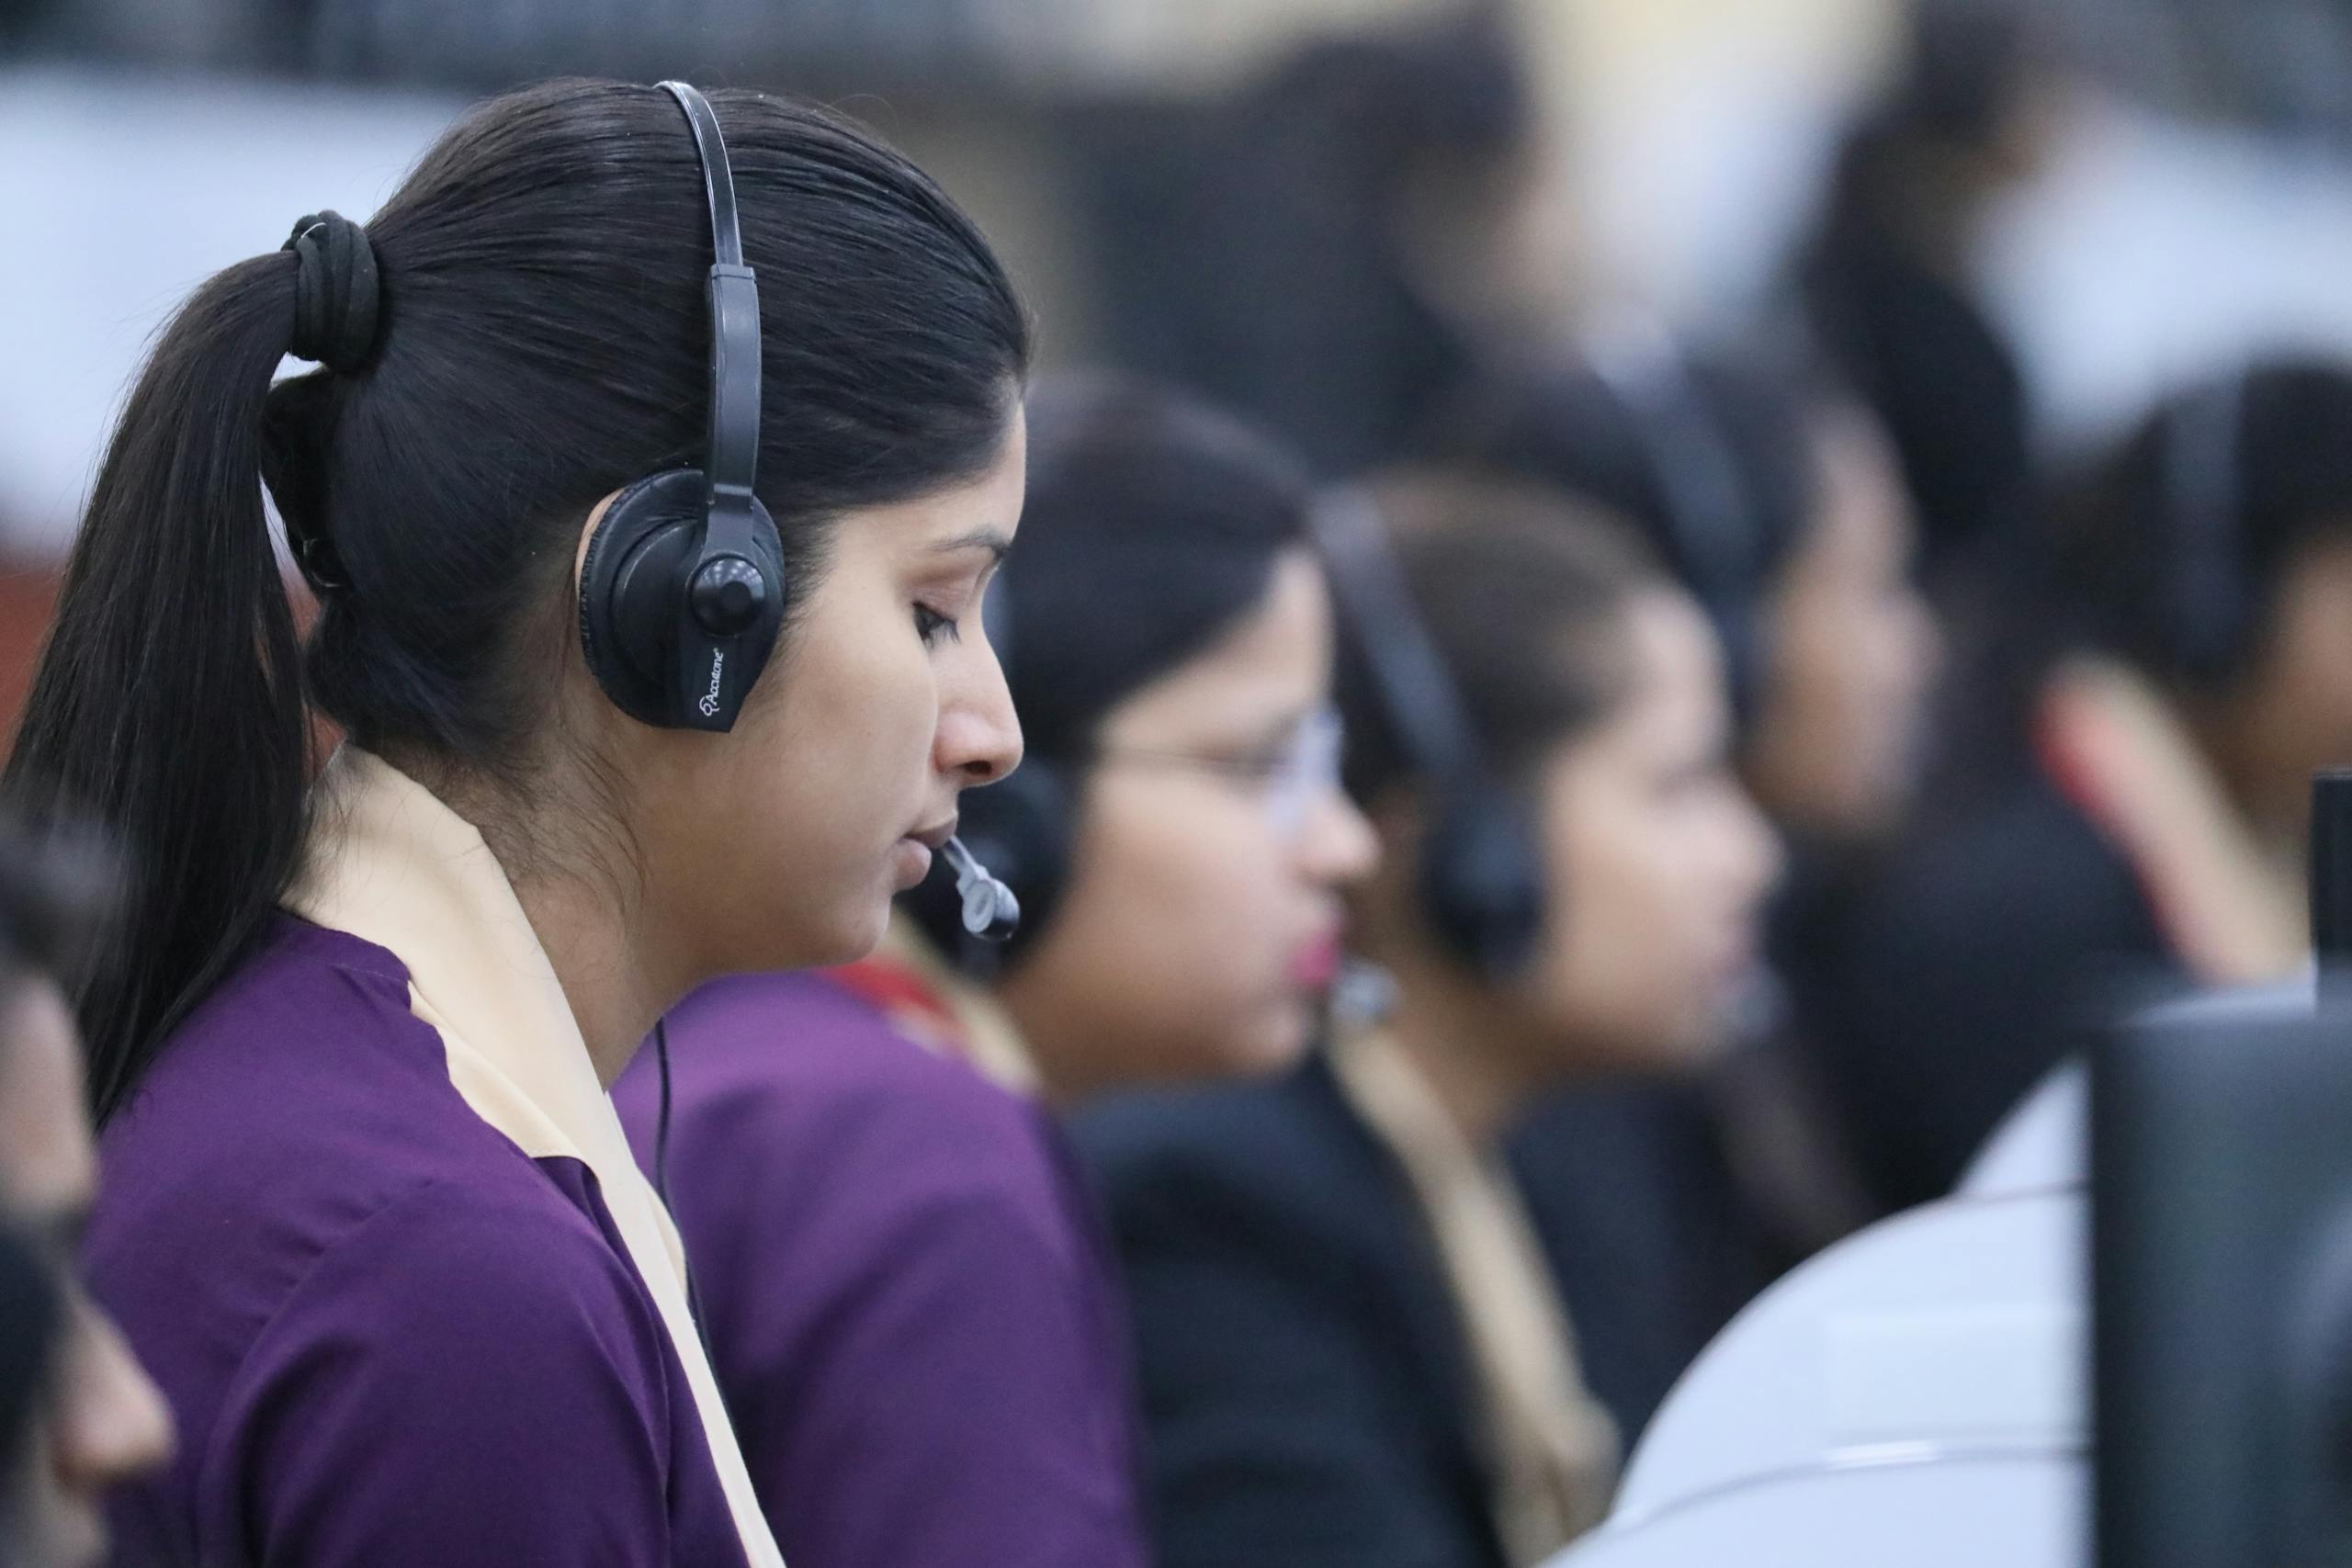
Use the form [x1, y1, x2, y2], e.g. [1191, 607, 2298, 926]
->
[914, 604, 963, 647]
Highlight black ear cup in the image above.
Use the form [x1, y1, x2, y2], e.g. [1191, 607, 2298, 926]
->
[1420, 778, 1546, 979]
[902, 761, 1073, 981]
[578, 468, 787, 728]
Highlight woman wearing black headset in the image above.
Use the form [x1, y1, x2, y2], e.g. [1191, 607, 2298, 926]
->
[1812, 358, 2352, 1210]
[608, 373, 1375, 1568]
[3, 79, 1027, 1565]
[1431, 340, 1940, 1269]
[1073, 474, 1781, 1568]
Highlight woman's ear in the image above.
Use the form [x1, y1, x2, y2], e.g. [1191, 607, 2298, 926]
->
[571, 490, 624, 595]
[556, 489, 648, 755]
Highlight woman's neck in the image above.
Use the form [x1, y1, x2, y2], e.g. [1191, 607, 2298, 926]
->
[1373, 946, 1547, 1149]
[992, 977, 1106, 1111]
[509, 870, 671, 1089]
[2188, 697, 2316, 865]
[392, 745, 673, 1089]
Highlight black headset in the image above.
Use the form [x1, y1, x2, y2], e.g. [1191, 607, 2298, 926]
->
[578, 81, 790, 733]
[582, 82, 1020, 953]
[2157, 370, 2252, 684]
[1311, 488, 1544, 978]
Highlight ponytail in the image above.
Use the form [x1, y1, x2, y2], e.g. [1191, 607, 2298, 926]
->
[4, 252, 313, 1122]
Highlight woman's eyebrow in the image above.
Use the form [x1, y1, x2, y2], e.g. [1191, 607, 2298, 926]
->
[1223, 704, 1315, 757]
[925, 527, 1013, 564]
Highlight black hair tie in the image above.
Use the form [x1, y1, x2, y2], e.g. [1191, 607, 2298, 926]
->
[280, 211, 380, 371]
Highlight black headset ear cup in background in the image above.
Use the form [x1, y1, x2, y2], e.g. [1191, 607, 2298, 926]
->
[904, 761, 1073, 982]
[1420, 776, 1546, 980]
[579, 470, 788, 729]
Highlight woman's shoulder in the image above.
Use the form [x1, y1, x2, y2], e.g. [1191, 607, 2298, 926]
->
[624, 968, 1064, 1196]
[1873, 772, 2153, 947]
[87, 915, 645, 1437]
[1070, 1055, 1395, 1243]
[98, 913, 550, 1210]
[624, 971, 1097, 1305]
[243, 1168, 663, 1367]
[110, 1167, 691, 1567]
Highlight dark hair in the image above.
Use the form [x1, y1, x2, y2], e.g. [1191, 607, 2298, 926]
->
[4, 79, 1030, 1122]
[1336, 470, 1668, 807]
[1800, 1, 2045, 573]
[1423, 347, 1820, 723]
[1859, 0, 2044, 157]
[1001, 374, 1316, 761]
[2042, 358, 2352, 690]
[1081, 10, 1531, 475]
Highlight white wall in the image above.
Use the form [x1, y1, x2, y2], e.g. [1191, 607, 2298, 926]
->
[0, 66, 464, 552]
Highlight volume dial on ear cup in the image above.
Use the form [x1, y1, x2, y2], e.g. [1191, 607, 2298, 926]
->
[690, 556, 768, 637]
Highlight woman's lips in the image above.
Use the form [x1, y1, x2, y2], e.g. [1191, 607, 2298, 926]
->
[890, 838, 934, 891]
[1289, 926, 1345, 989]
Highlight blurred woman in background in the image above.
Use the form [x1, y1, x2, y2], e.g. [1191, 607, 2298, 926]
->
[1817, 357, 2352, 1209]
[0, 824, 173, 1568]
[1077, 5, 1568, 477]
[614, 373, 1376, 1568]
[1075, 474, 1781, 1568]
[1409, 369, 1878, 1376]
[1431, 338, 1941, 1264]
[1435, 335, 1939, 842]
[1792, 0, 2067, 581]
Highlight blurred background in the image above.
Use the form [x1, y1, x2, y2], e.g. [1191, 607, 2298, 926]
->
[10, 0, 2352, 581]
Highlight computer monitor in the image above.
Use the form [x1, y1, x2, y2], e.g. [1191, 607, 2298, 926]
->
[2092, 992, 2352, 1568]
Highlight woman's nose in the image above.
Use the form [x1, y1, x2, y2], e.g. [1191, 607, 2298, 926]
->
[938, 641, 1023, 786]
[1295, 785, 1380, 889]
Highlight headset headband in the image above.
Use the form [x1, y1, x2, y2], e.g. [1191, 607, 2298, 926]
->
[1307, 488, 1487, 787]
[659, 81, 763, 564]
[1579, 319, 1758, 613]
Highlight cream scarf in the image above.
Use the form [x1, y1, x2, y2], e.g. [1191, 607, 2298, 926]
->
[1328, 1010, 1622, 1564]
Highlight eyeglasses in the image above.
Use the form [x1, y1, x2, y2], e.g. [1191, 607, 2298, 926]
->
[1092, 705, 1346, 842]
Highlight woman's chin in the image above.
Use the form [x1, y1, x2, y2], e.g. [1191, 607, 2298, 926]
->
[735, 892, 892, 976]
[820, 893, 896, 969]
[1220, 997, 1317, 1080]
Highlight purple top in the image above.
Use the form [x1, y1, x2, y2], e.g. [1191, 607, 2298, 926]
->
[88, 916, 752, 1566]
[613, 969, 1151, 1568]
